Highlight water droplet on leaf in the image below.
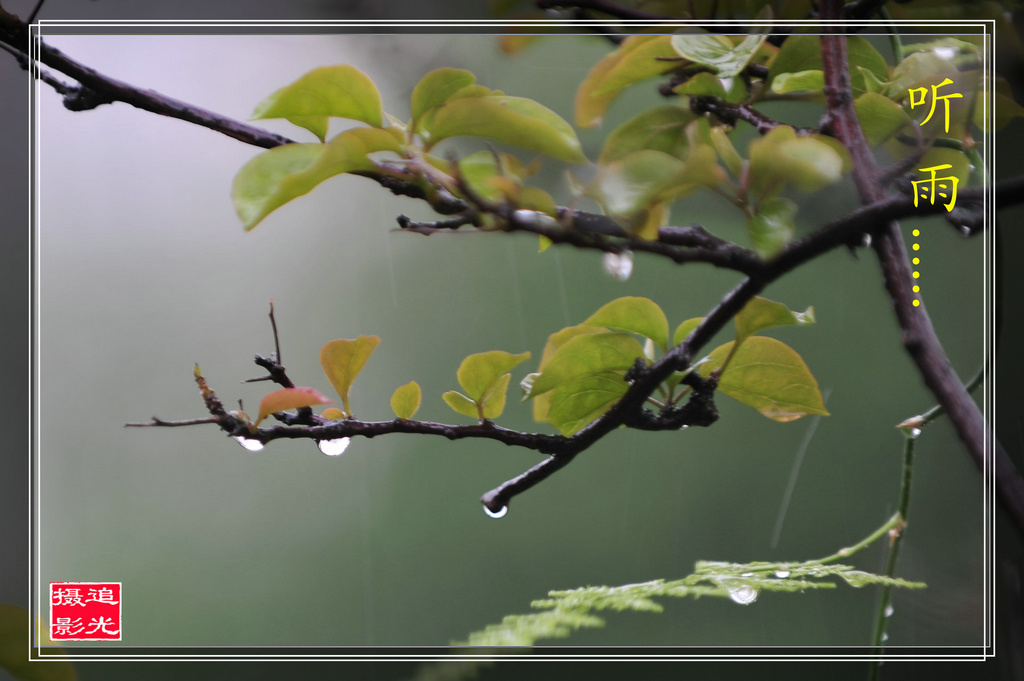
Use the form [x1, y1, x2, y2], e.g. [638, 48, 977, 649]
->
[741, 572, 754, 577]
[318, 437, 351, 456]
[774, 570, 791, 579]
[483, 505, 508, 519]
[933, 46, 956, 60]
[603, 250, 633, 281]
[727, 584, 758, 605]
[233, 436, 264, 452]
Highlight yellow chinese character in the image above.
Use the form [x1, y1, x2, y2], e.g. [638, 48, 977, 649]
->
[908, 78, 963, 133]
[912, 164, 958, 211]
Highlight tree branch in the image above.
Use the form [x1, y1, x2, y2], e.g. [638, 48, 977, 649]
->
[819, 0, 1024, 535]
[534, 0, 672, 21]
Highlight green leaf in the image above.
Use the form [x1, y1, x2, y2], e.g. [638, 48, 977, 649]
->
[548, 372, 629, 435]
[979, 90, 1024, 132]
[886, 51, 952, 101]
[701, 336, 828, 422]
[0, 604, 76, 681]
[748, 196, 796, 258]
[855, 92, 913, 147]
[708, 125, 743, 178]
[530, 325, 607, 422]
[443, 390, 480, 419]
[456, 350, 531, 405]
[532, 332, 645, 397]
[671, 21, 769, 79]
[770, 69, 824, 94]
[232, 128, 404, 230]
[256, 387, 332, 425]
[320, 335, 381, 417]
[481, 373, 513, 419]
[734, 296, 815, 344]
[583, 296, 670, 351]
[456, 150, 528, 201]
[672, 71, 726, 98]
[748, 126, 844, 199]
[599, 106, 696, 163]
[421, 95, 586, 163]
[575, 35, 679, 128]
[390, 381, 422, 420]
[672, 317, 704, 347]
[411, 67, 476, 131]
[251, 65, 383, 140]
[768, 35, 888, 95]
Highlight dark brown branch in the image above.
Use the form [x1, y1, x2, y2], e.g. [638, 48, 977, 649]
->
[819, 1, 1024, 536]
[689, 96, 816, 135]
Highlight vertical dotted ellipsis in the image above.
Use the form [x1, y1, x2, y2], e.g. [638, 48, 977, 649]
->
[911, 229, 921, 307]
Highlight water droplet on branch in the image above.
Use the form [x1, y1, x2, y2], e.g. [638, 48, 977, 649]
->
[233, 436, 264, 452]
[727, 584, 758, 605]
[774, 570, 791, 579]
[318, 438, 351, 456]
[483, 505, 508, 519]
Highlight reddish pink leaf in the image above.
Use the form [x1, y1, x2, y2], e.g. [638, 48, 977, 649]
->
[256, 387, 332, 425]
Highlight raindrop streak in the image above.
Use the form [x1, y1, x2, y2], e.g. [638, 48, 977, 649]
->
[884, 604, 895, 618]
[318, 438, 351, 457]
[603, 250, 634, 281]
[483, 505, 508, 519]
[233, 436, 264, 452]
[775, 570, 791, 579]
[728, 585, 758, 605]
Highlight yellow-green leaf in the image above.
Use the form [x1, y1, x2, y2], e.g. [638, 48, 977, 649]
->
[548, 372, 629, 435]
[734, 296, 815, 344]
[671, 15, 770, 79]
[770, 69, 824, 94]
[709, 125, 743, 177]
[320, 335, 381, 417]
[768, 35, 888, 96]
[390, 381, 422, 420]
[232, 128, 404, 230]
[599, 105, 696, 163]
[457, 350, 531, 404]
[701, 337, 828, 421]
[251, 65, 383, 139]
[411, 67, 476, 131]
[256, 387, 332, 425]
[748, 126, 844, 199]
[855, 92, 913, 146]
[443, 390, 480, 419]
[481, 373, 513, 419]
[583, 296, 669, 351]
[749, 196, 796, 258]
[673, 71, 727, 98]
[322, 407, 345, 420]
[532, 332, 645, 397]
[422, 95, 586, 163]
[576, 35, 678, 128]
[530, 325, 607, 421]
[672, 317, 704, 347]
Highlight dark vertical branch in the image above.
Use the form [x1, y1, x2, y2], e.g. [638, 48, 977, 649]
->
[818, 0, 1024, 534]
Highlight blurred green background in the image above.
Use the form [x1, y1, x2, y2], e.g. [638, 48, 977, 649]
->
[34, 30, 994, 657]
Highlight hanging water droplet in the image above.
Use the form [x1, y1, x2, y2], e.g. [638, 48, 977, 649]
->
[233, 436, 264, 452]
[911, 428, 922, 438]
[881, 632, 889, 642]
[603, 250, 633, 281]
[860, 233, 872, 248]
[884, 604, 894, 618]
[959, 225, 972, 237]
[774, 570, 791, 579]
[483, 505, 508, 519]
[727, 584, 758, 605]
[318, 437, 351, 457]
